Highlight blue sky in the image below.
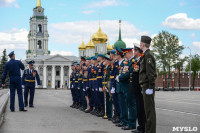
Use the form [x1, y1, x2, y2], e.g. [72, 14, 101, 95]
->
[0, 0, 200, 59]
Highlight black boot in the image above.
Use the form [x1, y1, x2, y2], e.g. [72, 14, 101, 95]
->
[113, 115, 121, 124]
[70, 102, 75, 108]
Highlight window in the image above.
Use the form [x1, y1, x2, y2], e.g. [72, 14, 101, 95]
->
[182, 73, 184, 78]
[38, 24, 42, 32]
[56, 71, 60, 76]
[198, 73, 199, 79]
[38, 40, 42, 49]
[172, 73, 174, 79]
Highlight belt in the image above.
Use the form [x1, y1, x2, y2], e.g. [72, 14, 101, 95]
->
[89, 79, 93, 81]
[103, 82, 108, 85]
[70, 81, 72, 83]
[97, 76, 102, 79]
[110, 76, 114, 79]
[93, 78, 97, 80]
[83, 79, 88, 81]
[78, 78, 82, 81]
[25, 79, 35, 82]
[75, 81, 78, 83]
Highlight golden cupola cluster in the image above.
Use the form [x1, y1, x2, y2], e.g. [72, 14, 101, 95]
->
[78, 41, 86, 50]
[85, 39, 95, 49]
[107, 41, 113, 52]
[92, 26, 108, 44]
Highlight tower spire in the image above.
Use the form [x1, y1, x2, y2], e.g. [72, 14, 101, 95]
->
[119, 20, 122, 41]
[36, 0, 41, 7]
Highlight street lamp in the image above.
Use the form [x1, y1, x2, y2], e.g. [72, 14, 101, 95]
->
[185, 47, 191, 91]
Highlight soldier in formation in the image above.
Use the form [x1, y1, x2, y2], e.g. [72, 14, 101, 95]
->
[69, 35, 157, 133]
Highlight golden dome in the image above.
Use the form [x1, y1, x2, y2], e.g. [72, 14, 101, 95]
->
[86, 39, 95, 49]
[92, 26, 108, 44]
[107, 42, 113, 51]
[78, 41, 86, 50]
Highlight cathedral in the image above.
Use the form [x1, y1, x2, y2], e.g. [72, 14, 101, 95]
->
[78, 21, 127, 57]
[22, 0, 79, 89]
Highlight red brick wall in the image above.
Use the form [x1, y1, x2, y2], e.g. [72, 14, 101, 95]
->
[155, 72, 200, 89]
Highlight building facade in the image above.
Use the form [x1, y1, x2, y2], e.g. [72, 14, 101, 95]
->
[22, 0, 79, 89]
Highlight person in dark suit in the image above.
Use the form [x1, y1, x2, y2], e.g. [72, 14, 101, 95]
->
[131, 44, 146, 133]
[1, 51, 27, 112]
[22, 60, 40, 107]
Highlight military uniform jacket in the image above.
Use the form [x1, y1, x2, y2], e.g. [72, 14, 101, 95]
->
[91, 65, 98, 90]
[103, 65, 112, 89]
[131, 56, 142, 94]
[74, 70, 79, 89]
[78, 69, 83, 89]
[97, 62, 105, 88]
[116, 59, 125, 93]
[139, 49, 157, 89]
[110, 60, 119, 89]
[2, 59, 25, 84]
[22, 69, 40, 88]
[70, 71, 76, 88]
[119, 57, 137, 93]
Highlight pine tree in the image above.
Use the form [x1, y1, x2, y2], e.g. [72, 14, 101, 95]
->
[0, 49, 9, 88]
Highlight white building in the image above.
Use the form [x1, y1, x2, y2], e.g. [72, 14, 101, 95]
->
[22, 0, 79, 89]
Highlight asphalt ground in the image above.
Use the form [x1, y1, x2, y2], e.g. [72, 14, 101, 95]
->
[0, 90, 199, 133]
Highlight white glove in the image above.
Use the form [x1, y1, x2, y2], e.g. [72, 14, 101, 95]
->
[115, 76, 119, 82]
[22, 85, 24, 89]
[145, 89, 153, 95]
[38, 85, 41, 88]
[71, 85, 74, 88]
[86, 87, 89, 90]
[95, 88, 98, 91]
[111, 87, 115, 94]
[83, 88, 86, 91]
[99, 87, 103, 92]
[78, 87, 80, 90]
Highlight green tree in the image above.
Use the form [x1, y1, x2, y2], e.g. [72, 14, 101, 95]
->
[185, 54, 200, 90]
[0, 49, 9, 88]
[152, 31, 185, 89]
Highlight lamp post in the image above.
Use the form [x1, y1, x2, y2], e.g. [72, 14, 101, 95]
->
[185, 47, 191, 91]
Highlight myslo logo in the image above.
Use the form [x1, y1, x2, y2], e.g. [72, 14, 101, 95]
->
[172, 127, 198, 132]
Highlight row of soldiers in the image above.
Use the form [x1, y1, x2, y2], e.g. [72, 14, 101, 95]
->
[70, 36, 157, 133]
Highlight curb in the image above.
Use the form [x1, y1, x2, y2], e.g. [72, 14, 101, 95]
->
[0, 92, 10, 127]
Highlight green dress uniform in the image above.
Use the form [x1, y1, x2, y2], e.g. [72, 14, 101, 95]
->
[139, 36, 157, 133]
[103, 57, 113, 119]
[119, 54, 137, 129]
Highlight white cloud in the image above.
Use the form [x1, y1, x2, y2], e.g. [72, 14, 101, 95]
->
[0, 28, 28, 52]
[193, 41, 200, 48]
[48, 20, 148, 45]
[190, 33, 195, 37]
[82, 10, 96, 15]
[87, 0, 119, 8]
[192, 41, 200, 55]
[0, 0, 19, 8]
[51, 51, 74, 56]
[162, 13, 200, 30]
[123, 38, 140, 48]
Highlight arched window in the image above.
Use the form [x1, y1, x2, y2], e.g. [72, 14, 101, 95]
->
[38, 24, 42, 32]
[38, 40, 42, 49]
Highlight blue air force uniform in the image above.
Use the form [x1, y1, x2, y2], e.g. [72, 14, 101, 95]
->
[22, 60, 40, 107]
[1, 51, 25, 111]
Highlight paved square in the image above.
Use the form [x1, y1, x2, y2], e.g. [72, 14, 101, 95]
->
[0, 90, 200, 133]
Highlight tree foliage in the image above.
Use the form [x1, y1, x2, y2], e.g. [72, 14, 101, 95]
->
[185, 54, 200, 89]
[0, 49, 9, 88]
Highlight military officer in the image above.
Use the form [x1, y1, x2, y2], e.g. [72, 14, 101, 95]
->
[22, 60, 40, 107]
[132, 43, 146, 133]
[115, 47, 128, 127]
[139, 36, 157, 133]
[1, 51, 27, 112]
[74, 63, 81, 109]
[80, 59, 87, 111]
[109, 50, 121, 123]
[70, 64, 76, 108]
[120, 48, 137, 130]
[96, 54, 105, 117]
[103, 55, 113, 119]
[90, 56, 99, 115]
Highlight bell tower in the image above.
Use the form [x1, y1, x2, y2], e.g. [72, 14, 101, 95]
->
[27, 0, 50, 58]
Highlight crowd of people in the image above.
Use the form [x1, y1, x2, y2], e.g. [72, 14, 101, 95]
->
[69, 36, 157, 133]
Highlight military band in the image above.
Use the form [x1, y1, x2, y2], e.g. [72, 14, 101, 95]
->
[69, 35, 157, 133]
